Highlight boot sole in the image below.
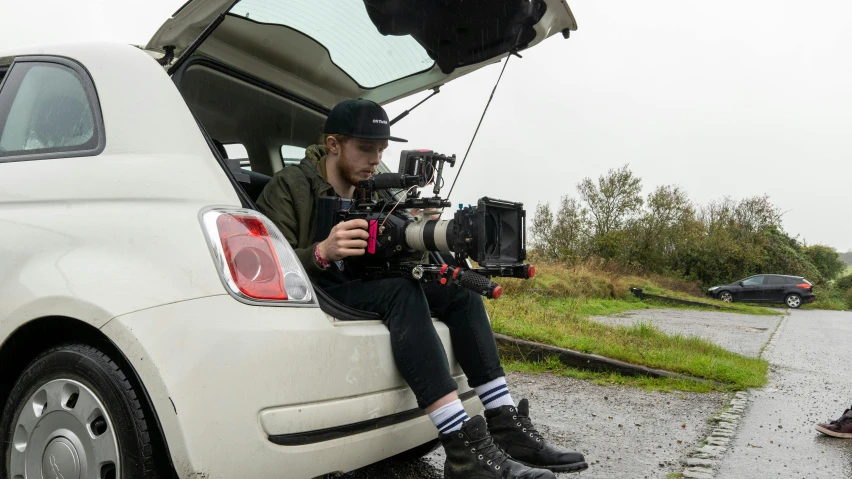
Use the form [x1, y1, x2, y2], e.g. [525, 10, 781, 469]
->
[815, 425, 852, 438]
[517, 460, 589, 473]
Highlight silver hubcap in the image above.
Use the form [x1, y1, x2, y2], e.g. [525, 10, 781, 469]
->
[720, 293, 732, 302]
[11, 379, 119, 479]
[787, 296, 801, 308]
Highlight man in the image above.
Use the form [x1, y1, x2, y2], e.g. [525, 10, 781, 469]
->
[815, 405, 852, 438]
[256, 98, 587, 478]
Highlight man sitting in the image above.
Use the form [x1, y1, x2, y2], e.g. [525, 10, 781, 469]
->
[256, 98, 588, 478]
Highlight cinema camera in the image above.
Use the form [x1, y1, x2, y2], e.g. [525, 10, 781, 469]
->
[314, 150, 536, 299]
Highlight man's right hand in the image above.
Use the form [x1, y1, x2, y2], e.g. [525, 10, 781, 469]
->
[318, 219, 370, 262]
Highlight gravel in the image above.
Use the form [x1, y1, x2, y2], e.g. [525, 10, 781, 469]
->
[338, 371, 730, 479]
[589, 309, 784, 357]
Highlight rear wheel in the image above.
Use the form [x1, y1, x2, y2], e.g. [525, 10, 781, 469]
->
[1, 344, 164, 479]
[786, 294, 803, 309]
[719, 291, 733, 303]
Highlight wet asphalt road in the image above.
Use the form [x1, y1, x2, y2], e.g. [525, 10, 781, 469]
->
[590, 309, 783, 358]
[716, 308, 852, 478]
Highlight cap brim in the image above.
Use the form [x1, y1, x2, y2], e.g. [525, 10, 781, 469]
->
[349, 133, 408, 142]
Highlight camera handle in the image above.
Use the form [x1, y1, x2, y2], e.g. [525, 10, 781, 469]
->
[381, 262, 535, 300]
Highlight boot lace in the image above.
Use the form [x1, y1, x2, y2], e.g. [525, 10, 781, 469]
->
[515, 413, 543, 442]
[470, 434, 510, 470]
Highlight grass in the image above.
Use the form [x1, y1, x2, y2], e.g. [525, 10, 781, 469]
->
[503, 357, 721, 393]
[487, 261, 772, 390]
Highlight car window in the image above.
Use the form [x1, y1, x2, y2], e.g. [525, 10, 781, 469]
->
[766, 276, 789, 285]
[281, 144, 306, 167]
[0, 62, 98, 158]
[742, 276, 765, 286]
[229, 0, 435, 88]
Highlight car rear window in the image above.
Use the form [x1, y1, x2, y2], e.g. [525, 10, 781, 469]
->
[766, 276, 789, 285]
[228, 0, 435, 88]
[0, 60, 101, 160]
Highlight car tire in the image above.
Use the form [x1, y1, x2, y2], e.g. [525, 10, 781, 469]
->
[1, 343, 165, 479]
[785, 294, 803, 309]
[719, 291, 734, 303]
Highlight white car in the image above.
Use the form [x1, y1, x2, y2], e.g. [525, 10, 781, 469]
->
[0, 1, 576, 478]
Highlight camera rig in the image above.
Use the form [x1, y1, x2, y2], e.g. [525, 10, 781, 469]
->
[314, 150, 535, 299]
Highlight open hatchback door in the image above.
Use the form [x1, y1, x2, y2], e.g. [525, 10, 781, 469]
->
[147, 0, 577, 110]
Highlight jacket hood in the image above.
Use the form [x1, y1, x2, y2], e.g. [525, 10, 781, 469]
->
[299, 144, 333, 196]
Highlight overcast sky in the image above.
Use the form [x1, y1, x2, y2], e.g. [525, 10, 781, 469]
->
[2, 0, 849, 252]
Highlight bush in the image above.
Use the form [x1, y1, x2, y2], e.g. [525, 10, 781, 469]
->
[835, 274, 852, 291]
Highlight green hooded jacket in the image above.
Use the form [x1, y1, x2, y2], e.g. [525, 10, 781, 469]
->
[255, 144, 334, 278]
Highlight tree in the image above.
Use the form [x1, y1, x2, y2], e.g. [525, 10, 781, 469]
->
[530, 197, 587, 260]
[577, 165, 643, 258]
[530, 202, 555, 257]
[631, 185, 696, 272]
[803, 245, 847, 282]
[550, 196, 587, 260]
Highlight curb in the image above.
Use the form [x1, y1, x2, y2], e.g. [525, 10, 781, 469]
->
[680, 310, 788, 478]
[630, 288, 737, 311]
[681, 391, 749, 479]
[494, 334, 724, 386]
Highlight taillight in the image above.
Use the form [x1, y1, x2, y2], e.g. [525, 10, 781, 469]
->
[795, 283, 811, 290]
[201, 208, 313, 304]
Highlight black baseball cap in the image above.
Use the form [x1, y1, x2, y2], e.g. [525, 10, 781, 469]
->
[323, 98, 407, 142]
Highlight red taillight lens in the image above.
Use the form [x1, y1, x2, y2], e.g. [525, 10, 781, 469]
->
[795, 283, 811, 290]
[216, 214, 287, 300]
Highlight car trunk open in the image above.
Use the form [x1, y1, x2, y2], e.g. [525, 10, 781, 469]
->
[147, 0, 577, 110]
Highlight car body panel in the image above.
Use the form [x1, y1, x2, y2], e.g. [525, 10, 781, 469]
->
[146, 0, 578, 109]
[102, 295, 475, 478]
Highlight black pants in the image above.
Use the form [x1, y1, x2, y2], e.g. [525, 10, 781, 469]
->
[322, 277, 505, 409]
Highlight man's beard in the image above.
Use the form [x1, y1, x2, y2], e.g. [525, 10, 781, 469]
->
[338, 150, 373, 187]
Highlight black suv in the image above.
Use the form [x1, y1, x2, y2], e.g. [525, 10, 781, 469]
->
[707, 274, 815, 309]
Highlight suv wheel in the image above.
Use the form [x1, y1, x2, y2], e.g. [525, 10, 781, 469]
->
[719, 291, 733, 303]
[785, 294, 803, 309]
[1, 344, 164, 479]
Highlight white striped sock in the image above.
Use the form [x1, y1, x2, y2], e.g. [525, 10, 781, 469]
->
[428, 399, 469, 434]
[475, 377, 515, 410]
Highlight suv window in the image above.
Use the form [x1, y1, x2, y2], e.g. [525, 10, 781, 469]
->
[0, 61, 100, 159]
[742, 276, 765, 286]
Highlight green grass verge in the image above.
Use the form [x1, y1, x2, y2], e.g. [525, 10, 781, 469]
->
[486, 295, 770, 390]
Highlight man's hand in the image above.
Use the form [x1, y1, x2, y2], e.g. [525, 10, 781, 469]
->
[318, 219, 370, 262]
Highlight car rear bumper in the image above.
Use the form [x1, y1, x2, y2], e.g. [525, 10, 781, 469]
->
[102, 294, 477, 478]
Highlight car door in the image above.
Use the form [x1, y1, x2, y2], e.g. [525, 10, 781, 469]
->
[762, 275, 788, 302]
[738, 275, 766, 301]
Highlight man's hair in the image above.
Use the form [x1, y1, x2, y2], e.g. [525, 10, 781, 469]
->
[320, 133, 350, 148]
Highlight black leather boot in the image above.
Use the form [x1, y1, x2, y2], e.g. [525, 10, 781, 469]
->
[485, 399, 589, 473]
[440, 415, 556, 479]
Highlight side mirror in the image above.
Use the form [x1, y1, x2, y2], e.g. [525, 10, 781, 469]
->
[738, 281, 744, 287]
